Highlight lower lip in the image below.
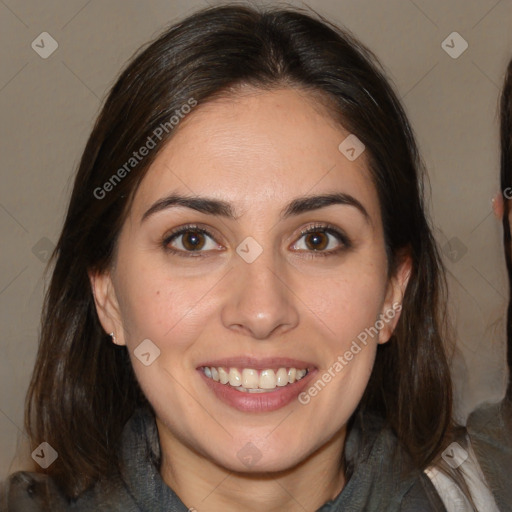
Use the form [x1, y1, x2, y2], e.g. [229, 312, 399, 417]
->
[198, 369, 317, 412]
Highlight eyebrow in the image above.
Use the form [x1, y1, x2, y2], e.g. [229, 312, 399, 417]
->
[141, 192, 370, 224]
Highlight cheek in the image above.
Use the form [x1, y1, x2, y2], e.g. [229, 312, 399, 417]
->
[114, 257, 209, 350]
[303, 265, 387, 348]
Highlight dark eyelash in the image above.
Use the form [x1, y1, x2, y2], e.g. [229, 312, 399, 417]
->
[163, 224, 213, 243]
[298, 223, 352, 257]
[162, 224, 215, 258]
[161, 223, 352, 258]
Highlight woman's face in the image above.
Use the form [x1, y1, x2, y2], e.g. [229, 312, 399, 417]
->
[92, 87, 409, 473]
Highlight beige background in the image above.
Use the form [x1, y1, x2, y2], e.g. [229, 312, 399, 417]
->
[1, 0, 511, 478]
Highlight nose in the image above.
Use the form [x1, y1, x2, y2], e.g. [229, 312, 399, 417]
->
[220, 243, 300, 340]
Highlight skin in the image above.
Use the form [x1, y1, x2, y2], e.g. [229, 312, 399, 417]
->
[91, 87, 411, 512]
[492, 192, 504, 220]
[492, 192, 510, 231]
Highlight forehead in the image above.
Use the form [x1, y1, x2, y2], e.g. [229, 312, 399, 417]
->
[131, 87, 380, 223]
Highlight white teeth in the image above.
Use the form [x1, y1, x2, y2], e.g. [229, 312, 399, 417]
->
[234, 386, 269, 393]
[242, 369, 259, 388]
[228, 368, 242, 387]
[202, 366, 309, 391]
[260, 369, 276, 389]
[276, 368, 288, 386]
[218, 367, 229, 384]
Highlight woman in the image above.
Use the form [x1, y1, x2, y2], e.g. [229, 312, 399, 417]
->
[463, 57, 512, 511]
[425, 58, 512, 512]
[1, 5, 454, 510]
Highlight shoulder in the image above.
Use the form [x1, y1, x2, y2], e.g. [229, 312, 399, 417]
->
[337, 412, 447, 511]
[466, 398, 512, 436]
[400, 473, 448, 512]
[0, 470, 139, 512]
[465, 398, 512, 511]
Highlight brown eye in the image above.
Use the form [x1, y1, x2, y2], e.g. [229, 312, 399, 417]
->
[181, 231, 206, 251]
[163, 225, 221, 256]
[304, 231, 329, 251]
[291, 224, 351, 256]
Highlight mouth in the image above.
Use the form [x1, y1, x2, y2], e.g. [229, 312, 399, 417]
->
[199, 366, 309, 393]
[196, 357, 317, 412]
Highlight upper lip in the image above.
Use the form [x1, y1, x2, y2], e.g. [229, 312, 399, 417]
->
[197, 356, 316, 371]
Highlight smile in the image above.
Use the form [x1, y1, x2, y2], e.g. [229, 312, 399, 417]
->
[200, 366, 309, 393]
[197, 357, 317, 412]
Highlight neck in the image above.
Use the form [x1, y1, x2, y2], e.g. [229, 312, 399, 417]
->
[157, 423, 347, 512]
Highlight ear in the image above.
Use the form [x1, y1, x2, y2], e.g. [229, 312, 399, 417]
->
[88, 269, 126, 346]
[378, 249, 412, 345]
[492, 192, 504, 220]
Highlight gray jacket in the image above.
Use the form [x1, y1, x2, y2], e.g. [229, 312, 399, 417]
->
[466, 398, 512, 511]
[0, 408, 447, 511]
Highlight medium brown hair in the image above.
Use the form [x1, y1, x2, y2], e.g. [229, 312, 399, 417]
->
[25, 4, 453, 499]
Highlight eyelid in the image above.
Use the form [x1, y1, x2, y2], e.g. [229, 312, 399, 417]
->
[298, 223, 351, 244]
[162, 223, 219, 244]
[292, 223, 352, 254]
[162, 223, 222, 257]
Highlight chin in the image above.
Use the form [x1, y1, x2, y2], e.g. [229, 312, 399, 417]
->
[220, 452, 304, 475]
[205, 437, 307, 474]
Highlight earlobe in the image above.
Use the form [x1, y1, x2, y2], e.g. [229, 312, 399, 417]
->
[378, 251, 412, 345]
[88, 269, 126, 346]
